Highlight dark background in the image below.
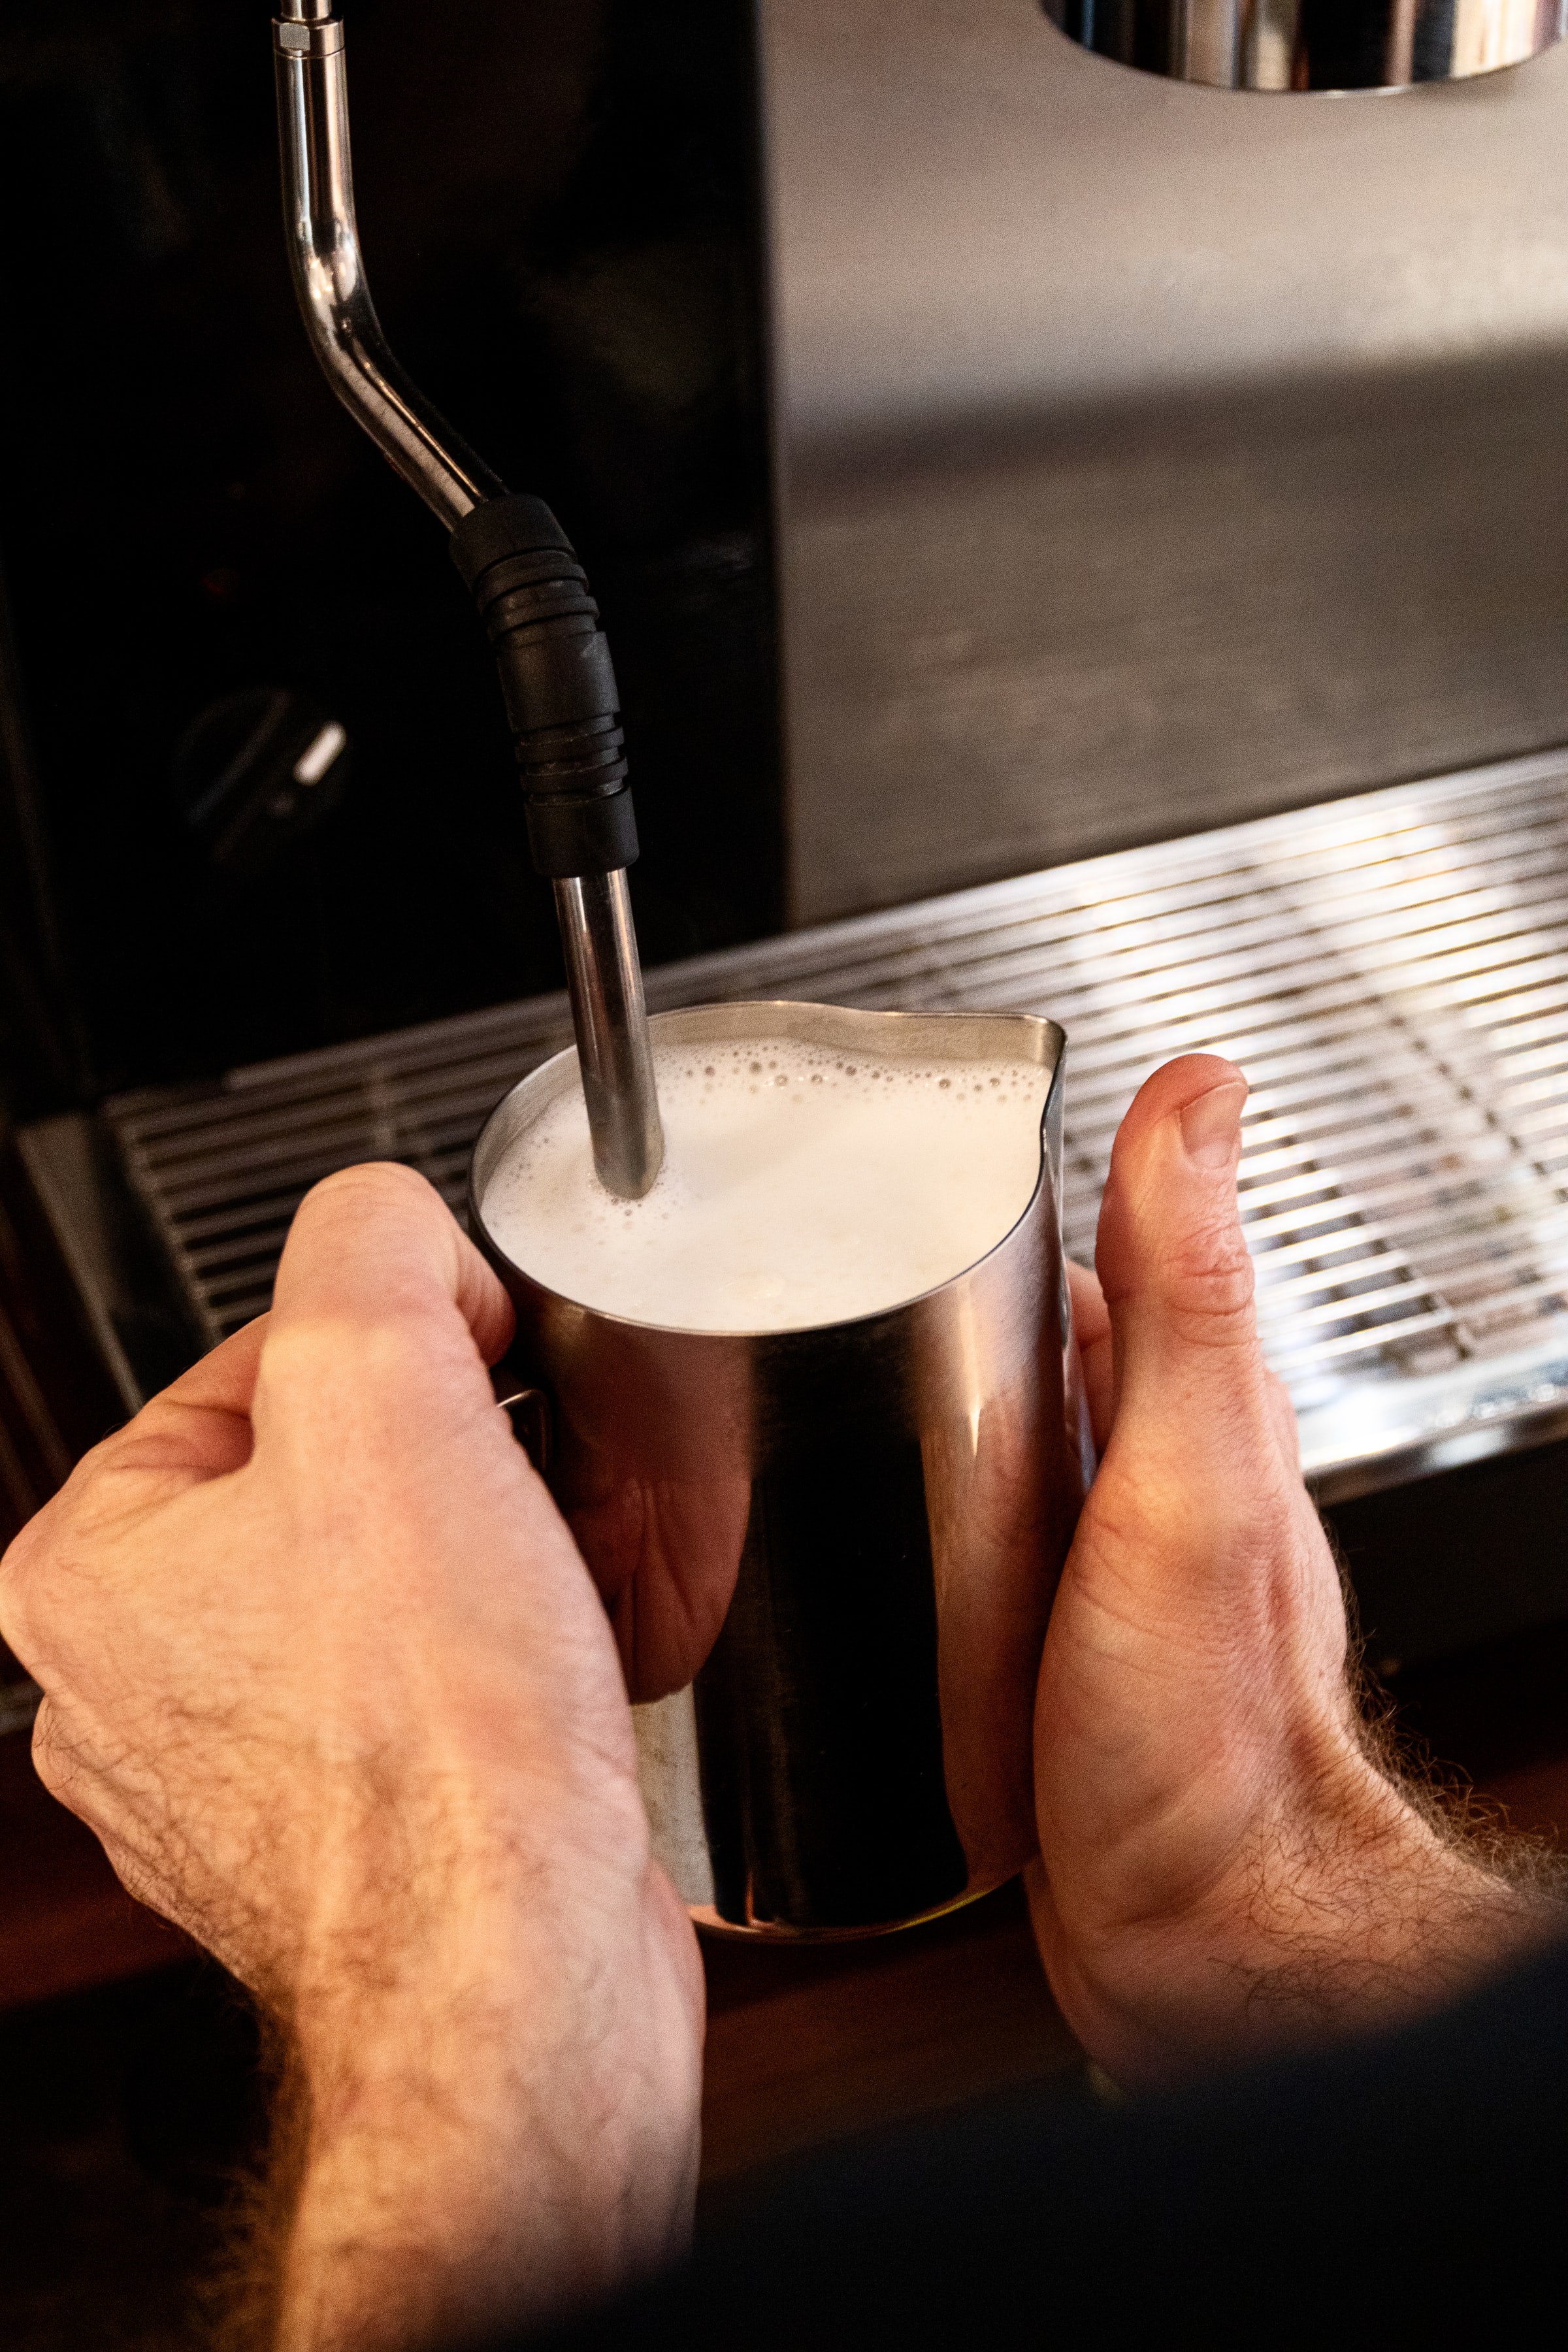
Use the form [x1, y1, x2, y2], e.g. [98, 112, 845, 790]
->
[0, 0, 781, 1123]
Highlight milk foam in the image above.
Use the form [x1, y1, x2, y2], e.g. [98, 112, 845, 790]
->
[480, 1037, 1049, 1333]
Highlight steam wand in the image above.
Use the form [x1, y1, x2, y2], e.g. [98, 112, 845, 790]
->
[272, 0, 663, 1198]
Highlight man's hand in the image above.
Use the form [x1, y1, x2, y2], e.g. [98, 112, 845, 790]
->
[1032, 1056, 1564, 2085]
[0, 1165, 702, 2351]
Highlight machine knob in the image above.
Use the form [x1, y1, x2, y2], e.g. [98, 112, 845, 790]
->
[173, 687, 350, 881]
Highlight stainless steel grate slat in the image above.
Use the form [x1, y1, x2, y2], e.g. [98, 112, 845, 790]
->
[105, 749, 1568, 1502]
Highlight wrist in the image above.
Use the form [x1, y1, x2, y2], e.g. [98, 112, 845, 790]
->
[1037, 1733, 1561, 2087]
[271, 1788, 702, 2350]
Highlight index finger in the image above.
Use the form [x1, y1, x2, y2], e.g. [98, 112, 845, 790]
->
[1068, 1259, 1113, 1454]
[0, 1315, 276, 1642]
[107, 1313, 272, 1477]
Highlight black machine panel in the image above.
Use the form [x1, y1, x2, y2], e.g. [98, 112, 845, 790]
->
[0, 0, 781, 1119]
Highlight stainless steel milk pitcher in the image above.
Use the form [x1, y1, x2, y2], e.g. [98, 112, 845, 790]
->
[469, 1002, 1092, 1939]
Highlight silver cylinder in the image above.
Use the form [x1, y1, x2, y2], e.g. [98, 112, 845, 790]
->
[272, 13, 504, 525]
[1043, 0, 1568, 89]
[552, 873, 665, 1199]
[470, 1002, 1092, 1938]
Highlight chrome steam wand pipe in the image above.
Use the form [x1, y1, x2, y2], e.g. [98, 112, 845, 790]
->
[273, 0, 500, 526]
[272, 0, 664, 1198]
[554, 874, 664, 1200]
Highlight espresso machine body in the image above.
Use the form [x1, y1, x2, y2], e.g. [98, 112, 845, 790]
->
[762, 0, 1568, 919]
[8, 0, 1568, 1671]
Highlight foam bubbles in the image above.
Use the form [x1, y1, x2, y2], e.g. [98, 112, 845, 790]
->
[481, 1036, 1049, 1333]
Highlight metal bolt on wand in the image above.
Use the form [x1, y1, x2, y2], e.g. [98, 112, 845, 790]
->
[272, 0, 663, 1198]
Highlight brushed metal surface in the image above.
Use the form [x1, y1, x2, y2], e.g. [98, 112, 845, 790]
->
[1043, 0, 1568, 89]
[92, 751, 1568, 1504]
[758, 0, 1568, 920]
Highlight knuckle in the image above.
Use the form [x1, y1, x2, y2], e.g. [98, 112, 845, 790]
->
[29, 1699, 77, 1803]
[1158, 1218, 1257, 1339]
[0, 1559, 29, 1661]
[0, 1494, 70, 1650]
[0, 1511, 36, 1597]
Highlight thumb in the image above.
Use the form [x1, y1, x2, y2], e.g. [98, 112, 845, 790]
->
[1095, 1056, 1279, 1490]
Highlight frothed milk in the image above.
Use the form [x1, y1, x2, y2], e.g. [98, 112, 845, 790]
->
[481, 1037, 1050, 1332]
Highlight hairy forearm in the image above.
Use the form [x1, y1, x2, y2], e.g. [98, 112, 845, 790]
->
[1212, 1772, 1560, 2026]
[277, 2012, 570, 2352]
[1037, 1741, 1568, 2087]
[221, 1854, 702, 2352]
[227, 2010, 696, 2352]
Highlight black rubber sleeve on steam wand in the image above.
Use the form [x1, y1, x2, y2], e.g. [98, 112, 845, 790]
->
[449, 494, 640, 878]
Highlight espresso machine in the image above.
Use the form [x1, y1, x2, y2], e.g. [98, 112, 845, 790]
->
[9, 0, 1568, 1728]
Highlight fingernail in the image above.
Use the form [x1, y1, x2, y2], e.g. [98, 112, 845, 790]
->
[1179, 1081, 1247, 1171]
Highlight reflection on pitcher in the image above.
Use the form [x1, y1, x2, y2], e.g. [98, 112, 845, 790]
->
[560, 1460, 751, 1705]
[470, 1001, 1092, 1940]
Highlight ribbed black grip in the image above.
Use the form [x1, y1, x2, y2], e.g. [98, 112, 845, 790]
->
[450, 494, 639, 878]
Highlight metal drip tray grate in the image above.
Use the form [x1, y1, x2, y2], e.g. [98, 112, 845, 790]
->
[103, 749, 1568, 1503]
